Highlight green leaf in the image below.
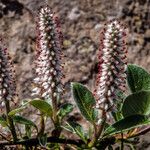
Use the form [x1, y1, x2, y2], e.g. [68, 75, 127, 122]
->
[8, 105, 27, 116]
[38, 133, 47, 147]
[63, 121, 87, 143]
[122, 91, 150, 117]
[8, 100, 31, 116]
[58, 103, 74, 120]
[71, 82, 97, 122]
[127, 64, 150, 93]
[29, 100, 52, 117]
[104, 115, 150, 136]
[0, 116, 8, 127]
[13, 115, 38, 131]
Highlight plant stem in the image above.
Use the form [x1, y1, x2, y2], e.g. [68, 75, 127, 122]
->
[0, 136, 116, 148]
[5, 100, 17, 142]
[38, 115, 45, 137]
[120, 133, 124, 150]
[88, 123, 97, 147]
[97, 110, 106, 138]
[51, 89, 58, 124]
[88, 109, 106, 147]
[51, 89, 62, 137]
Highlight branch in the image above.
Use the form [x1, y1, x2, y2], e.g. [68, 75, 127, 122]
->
[129, 126, 150, 138]
[0, 126, 149, 148]
[0, 136, 84, 147]
[0, 136, 117, 149]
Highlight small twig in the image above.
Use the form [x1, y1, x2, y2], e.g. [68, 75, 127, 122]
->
[128, 126, 150, 139]
[4, 100, 17, 142]
[120, 132, 124, 150]
[0, 133, 10, 142]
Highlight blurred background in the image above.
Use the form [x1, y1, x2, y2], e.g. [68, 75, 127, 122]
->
[0, 0, 150, 149]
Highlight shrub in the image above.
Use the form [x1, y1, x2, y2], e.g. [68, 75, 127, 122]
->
[0, 5, 150, 150]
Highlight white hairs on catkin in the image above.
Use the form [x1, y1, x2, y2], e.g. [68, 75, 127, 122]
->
[32, 5, 64, 100]
[95, 20, 127, 111]
[0, 39, 16, 106]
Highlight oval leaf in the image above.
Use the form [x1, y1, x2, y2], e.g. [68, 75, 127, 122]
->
[29, 100, 52, 117]
[58, 103, 74, 119]
[127, 64, 150, 93]
[122, 91, 150, 117]
[63, 121, 87, 143]
[71, 82, 97, 122]
[13, 115, 38, 131]
[8, 100, 32, 116]
[104, 115, 150, 136]
[8, 106, 27, 116]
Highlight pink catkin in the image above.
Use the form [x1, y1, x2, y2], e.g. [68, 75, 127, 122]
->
[32, 5, 64, 100]
[0, 39, 16, 106]
[95, 20, 127, 111]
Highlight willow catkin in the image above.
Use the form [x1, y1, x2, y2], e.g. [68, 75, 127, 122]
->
[0, 39, 16, 106]
[95, 20, 127, 111]
[32, 6, 64, 100]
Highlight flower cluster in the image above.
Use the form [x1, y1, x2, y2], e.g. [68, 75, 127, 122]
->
[95, 20, 127, 111]
[32, 5, 64, 100]
[0, 39, 16, 105]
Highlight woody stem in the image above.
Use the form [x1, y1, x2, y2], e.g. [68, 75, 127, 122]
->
[5, 100, 17, 142]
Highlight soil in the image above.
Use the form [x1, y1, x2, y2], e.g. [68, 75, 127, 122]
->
[0, 0, 150, 149]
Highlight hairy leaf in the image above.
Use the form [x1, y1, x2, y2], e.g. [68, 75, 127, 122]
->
[13, 115, 38, 131]
[58, 103, 74, 120]
[122, 91, 150, 117]
[29, 100, 52, 117]
[104, 115, 150, 136]
[71, 82, 97, 122]
[127, 64, 150, 93]
[63, 121, 87, 143]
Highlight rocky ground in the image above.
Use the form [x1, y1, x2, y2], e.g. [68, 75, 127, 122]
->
[0, 0, 150, 149]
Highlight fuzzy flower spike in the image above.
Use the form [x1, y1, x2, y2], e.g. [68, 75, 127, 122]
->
[0, 39, 16, 106]
[32, 5, 64, 100]
[95, 20, 127, 111]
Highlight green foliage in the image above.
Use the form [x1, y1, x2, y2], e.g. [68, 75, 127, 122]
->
[104, 114, 150, 136]
[8, 101, 29, 116]
[13, 115, 38, 132]
[1, 7, 150, 149]
[8, 107, 26, 116]
[0, 116, 8, 127]
[122, 90, 150, 117]
[71, 82, 97, 122]
[38, 133, 47, 147]
[63, 121, 88, 143]
[29, 99, 52, 117]
[127, 64, 150, 93]
[58, 103, 74, 120]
